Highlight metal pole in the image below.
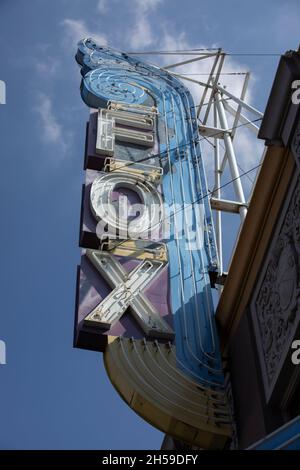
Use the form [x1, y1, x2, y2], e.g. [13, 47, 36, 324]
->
[219, 72, 250, 173]
[202, 53, 225, 124]
[213, 102, 223, 275]
[217, 84, 263, 118]
[215, 91, 247, 221]
[197, 50, 221, 119]
[230, 72, 250, 138]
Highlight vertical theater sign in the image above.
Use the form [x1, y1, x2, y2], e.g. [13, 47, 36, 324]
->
[74, 38, 232, 448]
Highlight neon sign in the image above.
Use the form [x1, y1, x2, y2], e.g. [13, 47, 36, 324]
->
[74, 38, 232, 448]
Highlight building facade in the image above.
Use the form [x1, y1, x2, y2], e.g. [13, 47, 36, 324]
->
[215, 48, 300, 449]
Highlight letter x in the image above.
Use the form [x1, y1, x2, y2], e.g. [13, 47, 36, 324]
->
[84, 250, 174, 340]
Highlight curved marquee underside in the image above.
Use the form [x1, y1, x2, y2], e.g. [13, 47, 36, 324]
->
[105, 337, 231, 448]
[75, 38, 232, 448]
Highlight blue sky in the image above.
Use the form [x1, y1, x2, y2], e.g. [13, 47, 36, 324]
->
[0, 0, 299, 450]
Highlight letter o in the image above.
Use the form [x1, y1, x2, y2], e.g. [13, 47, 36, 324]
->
[90, 172, 162, 238]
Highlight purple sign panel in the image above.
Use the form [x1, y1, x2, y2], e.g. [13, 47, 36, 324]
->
[74, 106, 174, 351]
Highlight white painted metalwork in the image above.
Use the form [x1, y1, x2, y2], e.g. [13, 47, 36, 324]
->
[100, 239, 167, 261]
[103, 157, 163, 183]
[96, 116, 115, 155]
[84, 250, 174, 339]
[217, 84, 263, 119]
[210, 197, 248, 214]
[96, 107, 155, 155]
[198, 124, 228, 139]
[107, 100, 158, 115]
[100, 108, 155, 130]
[215, 91, 247, 221]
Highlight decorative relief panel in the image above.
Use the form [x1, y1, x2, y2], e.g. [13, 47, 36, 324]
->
[251, 172, 300, 401]
[291, 118, 300, 167]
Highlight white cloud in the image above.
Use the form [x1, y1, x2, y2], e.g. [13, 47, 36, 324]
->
[97, 0, 108, 14]
[34, 93, 70, 156]
[34, 57, 60, 79]
[130, 15, 155, 49]
[233, 127, 264, 182]
[9, 43, 62, 81]
[133, 0, 163, 12]
[62, 19, 107, 47]
[128, 0, 163, 49]
[36, 94, 61, 142]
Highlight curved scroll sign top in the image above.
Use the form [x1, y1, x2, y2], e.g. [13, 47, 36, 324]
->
[74, 38, 232, 448]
